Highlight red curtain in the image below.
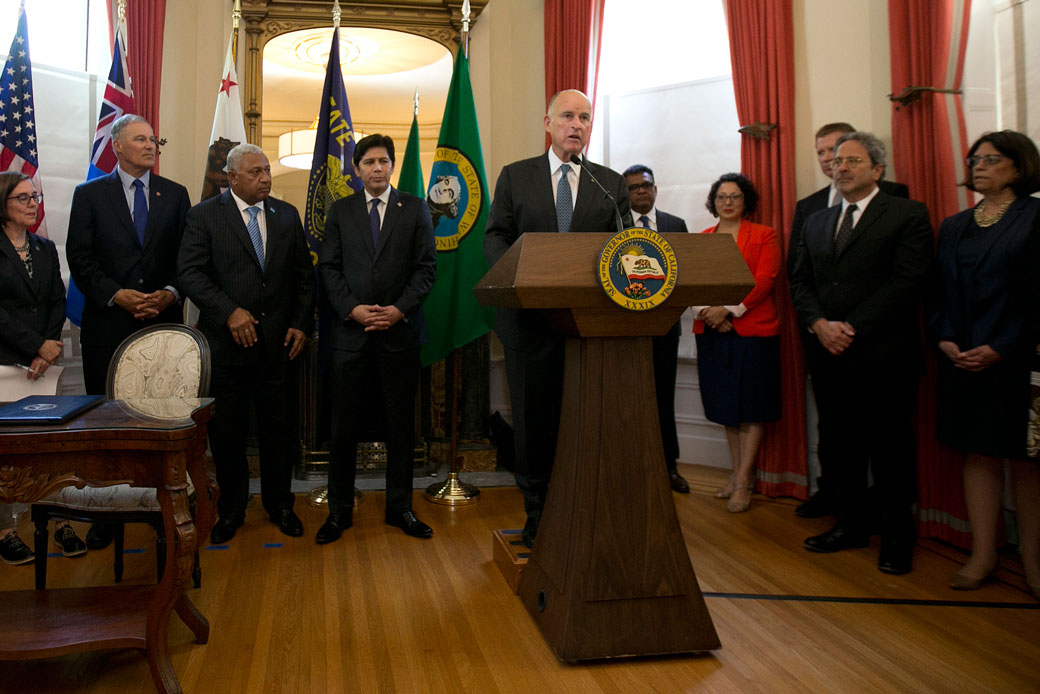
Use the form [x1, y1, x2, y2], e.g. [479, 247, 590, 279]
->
[724, 0, 806, 499]
[543, 0, 604, 147]
[889, 0, 973, 547]
[125, 0, 167, 172]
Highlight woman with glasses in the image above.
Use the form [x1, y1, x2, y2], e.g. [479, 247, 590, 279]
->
[0, 171, 87, 564]
[929, 131, 1040, 598]
[693, 173, 781, 512]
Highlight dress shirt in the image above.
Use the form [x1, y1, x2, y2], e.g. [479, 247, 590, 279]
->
[635, 208, 658, 231]
[547, 149, 579, 209]
[837, 184, 880, 233]
[828, 183, 841, 208]
[231, 189, 268, 253]
[364, 187, 393, 229]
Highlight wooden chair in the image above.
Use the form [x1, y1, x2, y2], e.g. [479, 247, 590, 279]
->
[32, 324, 212, 589]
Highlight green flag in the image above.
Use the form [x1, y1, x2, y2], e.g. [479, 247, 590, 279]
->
[420, 46, 494, 366]
[397, 111, 425, 199]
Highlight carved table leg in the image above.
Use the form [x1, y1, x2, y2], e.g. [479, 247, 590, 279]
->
[175, 593, 210, 644]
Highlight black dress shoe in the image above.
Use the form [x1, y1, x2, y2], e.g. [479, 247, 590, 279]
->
[210, 514, 245, 544]
[271, 508, 304, 537]
[795, 489, 833, 518]
[53, 524, 87, 558]
[878, 539, 914, 575]
[85, 522, 115, 550]
[0, 531, 34, 565]
[385, 510, 433, 539]
[804, 525, 869, 553]
[669, 470, 691, 494]
[315, 513, 353, 545]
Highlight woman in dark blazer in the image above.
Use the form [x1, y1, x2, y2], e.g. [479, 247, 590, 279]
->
[929, 131, 1040, 598]
[0, 171, 86, 562]
[693, 173, 782, 513]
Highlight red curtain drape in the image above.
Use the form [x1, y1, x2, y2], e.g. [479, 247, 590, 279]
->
[543, 0, 604, 147]
[125, 0, 167, 172]
[889, 0, 973, 548]
[724, 0, 806, 499]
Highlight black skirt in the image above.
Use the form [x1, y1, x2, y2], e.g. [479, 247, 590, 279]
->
[695, 330, 781, 428]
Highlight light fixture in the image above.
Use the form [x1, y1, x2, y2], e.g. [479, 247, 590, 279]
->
[277, 118, 366, 170]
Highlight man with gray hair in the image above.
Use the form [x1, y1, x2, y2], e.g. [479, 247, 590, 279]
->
[789, 131, 932, 575]
[179, 143, 315, 544]
[66, 113, 191, 550]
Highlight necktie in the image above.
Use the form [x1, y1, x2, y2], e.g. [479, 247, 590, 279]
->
[132, 179, 147, 246]
[246, 206, 265, 270]
[834, 203, 858, 256]
[556, 164, 573, 233]
[639, 214, 651, 230]
[369, 198, 381, 245]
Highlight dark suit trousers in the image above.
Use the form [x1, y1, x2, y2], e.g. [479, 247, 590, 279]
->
[82, 344, 119, 395]
[652, 320, 682, 471]
[503, 339, 565, 524]
[808, 351, 917, 541]
[208, 357, 299, 518]
[327, 343, 419, 517]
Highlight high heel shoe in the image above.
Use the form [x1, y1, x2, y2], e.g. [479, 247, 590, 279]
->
[727, 484, 754, 513]
[714, 476, 736, 499]
[949, 565, 998, 591]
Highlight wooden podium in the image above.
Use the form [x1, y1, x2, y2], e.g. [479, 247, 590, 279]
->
[475, 232, 752, 661]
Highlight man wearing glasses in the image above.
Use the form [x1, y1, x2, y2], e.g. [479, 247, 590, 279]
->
[624, 164, 690, 494]
[788, 122, 910, 520]
[789, 131, 932, 575]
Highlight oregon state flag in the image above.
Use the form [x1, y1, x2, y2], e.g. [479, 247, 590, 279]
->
[420, 45, 493, 366]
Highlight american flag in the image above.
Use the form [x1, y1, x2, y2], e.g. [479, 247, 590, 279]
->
[87, 24, 134, 180]
[0, 0, 46, 236]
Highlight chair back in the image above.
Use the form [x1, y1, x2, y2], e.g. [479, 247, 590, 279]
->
[107, 324, 211, 399]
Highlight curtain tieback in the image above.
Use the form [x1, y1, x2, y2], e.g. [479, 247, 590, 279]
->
[889, 85, 962, 110]
[737, 122, 777, 140]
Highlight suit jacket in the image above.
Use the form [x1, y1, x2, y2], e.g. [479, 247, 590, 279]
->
[788, 179, 910, 278]
[66, 170, 191, 346]
[789, 190, 932, 368]
[0, 234, 65, 365]
[318, 188, 437, 352]
[694, 219, 781, 337]
[653, 209, 689, 236]
[484, 153, 632, 350]
[177, 190, 315, 366]
[928, 196, 1039, 358]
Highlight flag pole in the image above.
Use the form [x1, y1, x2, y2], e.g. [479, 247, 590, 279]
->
[425, 0, 479, 507]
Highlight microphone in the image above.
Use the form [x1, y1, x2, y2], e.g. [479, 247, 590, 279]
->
[570, 154, 625, 235]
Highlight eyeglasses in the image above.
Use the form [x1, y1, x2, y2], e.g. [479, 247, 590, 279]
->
[7, 192, 43, 205]
[714, 193, 744, 204]
[830, 156, 868, 168]
[628, 182, 654, 192]
[965, 154, 1007, 168]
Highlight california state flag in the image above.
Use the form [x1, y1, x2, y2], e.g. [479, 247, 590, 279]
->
[620, 253, 666, 281]
[200, 28, 247, 202]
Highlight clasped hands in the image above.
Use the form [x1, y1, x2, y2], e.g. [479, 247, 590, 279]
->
[226, 307, 307, 359]
[938, 340, 1000, 372]
[812, 319, 856, 355]
[114, 288, 176, 320]
[349, 304, 404, 333]
[25, 339, 63, 380]
[699, 306, 733, 333]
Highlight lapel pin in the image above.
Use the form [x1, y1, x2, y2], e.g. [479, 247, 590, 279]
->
[397, 202, 402, 207]
[155, 191, 161, 197]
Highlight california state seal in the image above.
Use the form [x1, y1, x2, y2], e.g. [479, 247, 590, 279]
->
[598, 226, 678, 311]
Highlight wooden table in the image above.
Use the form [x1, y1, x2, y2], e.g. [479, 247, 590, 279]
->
[0, 398, 216, 694]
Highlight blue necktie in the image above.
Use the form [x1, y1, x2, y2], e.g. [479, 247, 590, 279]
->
[639, 214, 651, 230]
[132, 179, 147, 246]
[247, 206, 265, 270]
[369, 198, 381, 245]
[556, 164, 573, 233]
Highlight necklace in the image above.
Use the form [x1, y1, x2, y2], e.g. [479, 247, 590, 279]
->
[973, 198, 1013, 228]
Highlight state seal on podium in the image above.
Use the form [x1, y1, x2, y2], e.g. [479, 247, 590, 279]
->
[597, 226, 678, 310]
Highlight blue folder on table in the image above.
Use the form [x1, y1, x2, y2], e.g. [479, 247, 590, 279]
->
[0, 395, 104, 425]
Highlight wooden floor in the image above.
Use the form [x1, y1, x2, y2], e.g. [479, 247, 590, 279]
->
[2, 464, 1038, 693]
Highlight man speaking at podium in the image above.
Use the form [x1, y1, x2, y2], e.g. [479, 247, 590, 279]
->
[484, 89, 632, 548]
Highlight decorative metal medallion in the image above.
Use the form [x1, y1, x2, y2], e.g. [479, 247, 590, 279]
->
[598, 226, 678, 310]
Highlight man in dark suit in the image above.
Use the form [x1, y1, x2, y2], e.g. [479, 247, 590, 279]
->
[624, 164, 690, 493]
[66, 114, 191, 549]
[178, 143, 314, 544]
[788, 122, 910, 519]
[485, 89, 632, 548]
[789, 131, 932, 575]
[315, 134, 437, 544]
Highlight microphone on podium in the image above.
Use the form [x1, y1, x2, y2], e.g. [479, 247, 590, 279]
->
[570, 154, 625, 235]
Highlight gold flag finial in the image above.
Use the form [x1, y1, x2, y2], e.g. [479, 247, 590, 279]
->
[462, 0, 471, 58]
[232, 0, 241, 30]
[117, 0, 126, 24]
[333, 0, 342, 29]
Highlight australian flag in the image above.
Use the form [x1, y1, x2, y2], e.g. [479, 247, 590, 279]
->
[0, 0, 47, 236]
[67, 23, 136, 325]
